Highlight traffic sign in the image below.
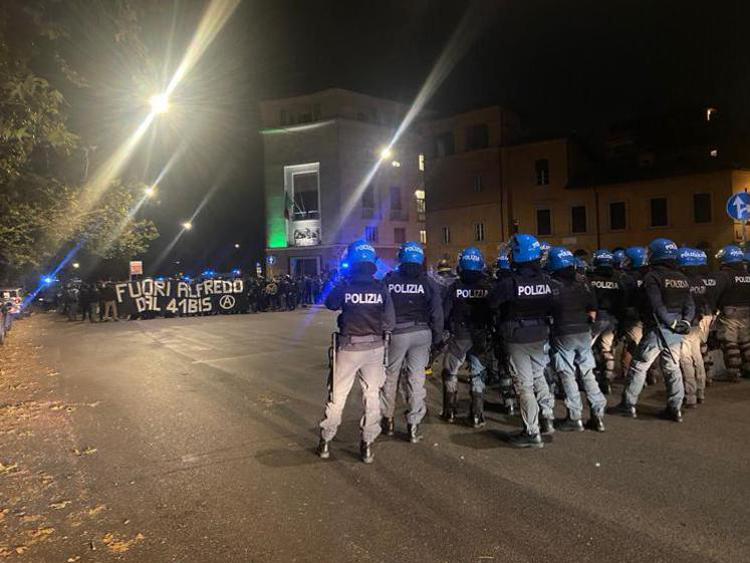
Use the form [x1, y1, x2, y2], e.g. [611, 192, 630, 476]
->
[726, 192, 750, 221]
[266, 255, 277, 265]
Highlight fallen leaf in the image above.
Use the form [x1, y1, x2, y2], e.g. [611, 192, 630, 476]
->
[72, 447, 97, 456]
[102, 532, 145, 553]
[27, 527, 54, 539]
[87, 505, 106, 517]
[50, 500, 71, 510]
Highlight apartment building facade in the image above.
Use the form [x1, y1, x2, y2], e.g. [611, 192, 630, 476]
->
[261, 89, 425, 275]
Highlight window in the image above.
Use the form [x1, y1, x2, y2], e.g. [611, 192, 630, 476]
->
[313, 104, 321, 120]
[415, 192, 426, 221]
[650, 197, 668, 227]
[710, 149, 718, 158]
[535, 159, 550, 186]
[284, 163, 320, 224]
[466, 123, 489, 150]
[418, 154, 425, 171]
[435, 132, 455, 157]
[474, 222, 485, 242]
[361, 185, 376, 219]
[394, 227, 406, 244]
[609, 202, 626, 230]
[693, 193, 712, 223]
[442, 226, 451, 244]
[419, 230, 427, 244]
[390, 186, 402, 210]
[472, 174, 483, 193]
[280, 110, 287, 126]
[536, 209, 552, 236]
[571, 205, 587, 234]
[365, 226, 379, 243]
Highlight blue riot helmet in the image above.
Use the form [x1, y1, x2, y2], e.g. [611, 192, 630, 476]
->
[624, 246, 648, 269]
[510, 234, 542, 264]
[398, 241, 425, 265]
[715, 244, 744, 264]
[547, 247, 576, 272]
[496, 254, 511, 271]
[345, 240, 377, 276]
[458, 247, 485, 272]
[592, 249, 614, 267]
[648, 238, 678, 263]
[677, 247, 708, 268]
[612, 249, 626, 269]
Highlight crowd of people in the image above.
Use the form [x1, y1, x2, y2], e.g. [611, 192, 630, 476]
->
[316, 235, 749, 463]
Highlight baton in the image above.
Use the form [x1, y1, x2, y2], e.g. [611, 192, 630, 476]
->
[383, 331, 392, 367]
[328, 332, 338, 397]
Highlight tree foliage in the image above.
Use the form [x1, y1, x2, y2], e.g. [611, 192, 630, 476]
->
[0, 1, 158, 283]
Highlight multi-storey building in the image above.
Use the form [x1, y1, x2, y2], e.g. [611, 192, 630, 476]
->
[260, 88, 425, 275]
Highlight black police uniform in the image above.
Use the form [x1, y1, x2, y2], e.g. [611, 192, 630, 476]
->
[588, 266, 625, 393]
[489, 262, 555, 442]
[442, 272, 493, 427]
[714, 264, 750, 380]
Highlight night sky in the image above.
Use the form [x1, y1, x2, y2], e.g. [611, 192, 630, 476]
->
[119, 0, 748, 274]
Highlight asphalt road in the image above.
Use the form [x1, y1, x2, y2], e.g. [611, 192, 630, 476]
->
[9, 310, 750, 561]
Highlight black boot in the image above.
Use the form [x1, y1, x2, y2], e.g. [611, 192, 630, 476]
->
[509, 431, 544, 449]
[316, 437, 330, 459]
[470, 392, 485, 429]
[660, 407, 683, 423]
[616, 400, 637, 418]
[599, 378, 611, 395]
[557, 417, 584, 432]
[381, 417, 395, 437]
[504, 398, 516, 416]
[588, 414, 606, 432]
[407, 424, 423, 443]
[441, 385, 457, 423]
[360, 441, 374, 464]
[540, 416, 555, 435]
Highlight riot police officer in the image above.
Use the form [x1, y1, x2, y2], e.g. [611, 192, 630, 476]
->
[589, 249, 625, 394]
[713, 245, 750, 381]
[547, 247, 606, 432]
[677, 248, 709, 406]
[619, 247, 649, 377]
[489, 234, 555, 448]
[317, 241, 395, 463]
[491, 253, 516, 413]
[619, 238, 694, 421]
[442, 247, 493, 428]
[380, 242, 443, 443]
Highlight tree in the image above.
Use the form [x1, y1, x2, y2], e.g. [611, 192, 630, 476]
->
[0, 1, 158, 283]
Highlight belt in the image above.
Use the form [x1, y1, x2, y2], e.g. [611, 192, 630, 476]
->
[395, 321, 428, 329]
[343, 334, 383, 344]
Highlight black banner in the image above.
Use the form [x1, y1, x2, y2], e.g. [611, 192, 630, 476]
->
[113, 279, 247, 316]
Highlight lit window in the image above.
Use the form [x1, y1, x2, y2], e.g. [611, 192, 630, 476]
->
[710, 149, 718, 158]
[419, 230, 427, 244]
[442, 227, 451, 244]
[391, 160, 401, 167]
[706, 107, 716, 122]
[418, 154, 425, 171]
[474, 222, 485, 242]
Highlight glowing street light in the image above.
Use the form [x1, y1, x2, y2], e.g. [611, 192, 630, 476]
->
[380, 147, 393, 160]
[234, 243, 240, 249]
[72, 262, 80, 269]
[144, 185, 156, 197]
[181, 221, 193, 230]
[149, 93, 169, 115]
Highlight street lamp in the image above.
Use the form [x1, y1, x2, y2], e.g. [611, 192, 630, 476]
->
[234, 243, 240, 249]
[149, 93, 169, 115]
[380, 147, 393, 160]
[72, 262, 80, 269]
[181, 221, 193, 230]
[144, 185, 156, 197]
